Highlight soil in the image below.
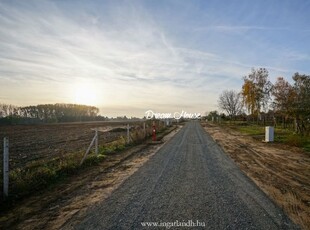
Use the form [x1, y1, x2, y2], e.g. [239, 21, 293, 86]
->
[203, 122, 310, 229]
[76, 121, 297, 230]
[1, 122, 308, 229]
[0, 125, 181, 229]
[0, 121, 154, 170]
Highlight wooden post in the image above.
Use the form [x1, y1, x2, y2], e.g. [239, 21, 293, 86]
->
[127, 124, 130, 144]
[95, 128, 98, 155]
[3, 137, 9, 199]
[80, 133, 97, 165]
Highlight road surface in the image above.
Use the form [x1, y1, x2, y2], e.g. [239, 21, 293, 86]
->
[77, 121, 298, 229]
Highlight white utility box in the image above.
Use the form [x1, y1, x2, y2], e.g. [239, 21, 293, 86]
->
[265, 126, 274, 142]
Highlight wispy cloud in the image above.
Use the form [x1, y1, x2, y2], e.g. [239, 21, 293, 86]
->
[0, 0, 309, 116]
[195, 25, 289, 33]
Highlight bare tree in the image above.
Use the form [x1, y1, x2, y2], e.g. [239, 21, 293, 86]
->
[0, 103, 19, 117]
[218, 90, 242, 119]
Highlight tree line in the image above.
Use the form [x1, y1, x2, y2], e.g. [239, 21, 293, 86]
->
[0, 103, 102, 124]
[217, 68, 310, 135]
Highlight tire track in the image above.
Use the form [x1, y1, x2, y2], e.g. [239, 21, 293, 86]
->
[77, 121, 299, 230]
[204, 123, 309, 229]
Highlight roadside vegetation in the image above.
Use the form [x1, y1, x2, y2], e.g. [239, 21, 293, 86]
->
[205, 67, 310, 152]
[218, 121, 310, 153]
[1, 138, 124, 210]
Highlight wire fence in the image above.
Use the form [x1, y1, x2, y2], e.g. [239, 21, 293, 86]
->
[0, 120, 170, 201]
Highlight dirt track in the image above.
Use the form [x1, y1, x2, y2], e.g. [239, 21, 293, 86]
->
[77, 121, 297, 229]
[203, 123, 310, 229]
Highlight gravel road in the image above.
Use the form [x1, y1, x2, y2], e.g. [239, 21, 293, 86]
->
[76, 121, 299, 229]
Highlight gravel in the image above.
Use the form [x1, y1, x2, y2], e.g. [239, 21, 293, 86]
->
[76, 121, 299, 230]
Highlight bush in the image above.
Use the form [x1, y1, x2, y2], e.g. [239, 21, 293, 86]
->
[285, 135, 307, 147]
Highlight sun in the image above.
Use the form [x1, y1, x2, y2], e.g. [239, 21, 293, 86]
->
[73, 83, 98, 106]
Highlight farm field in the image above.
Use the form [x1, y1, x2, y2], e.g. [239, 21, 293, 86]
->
[0, 120, 163, 201]
[0, 124, 179, 229]
[0, 121, 143, 167]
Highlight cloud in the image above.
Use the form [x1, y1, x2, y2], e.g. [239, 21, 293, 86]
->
[0, 1, 243, 84]
[0, 1, 309, 116]
[283, 51, 310, 61]
[195, 25, 289, 33]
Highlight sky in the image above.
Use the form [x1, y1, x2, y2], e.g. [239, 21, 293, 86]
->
[0, 0, 309, 117]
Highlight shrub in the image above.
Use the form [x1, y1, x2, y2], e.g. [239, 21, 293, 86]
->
[285, 135, 307, 147]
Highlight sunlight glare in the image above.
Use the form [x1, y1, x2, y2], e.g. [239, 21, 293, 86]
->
[73, 82, 98, 106]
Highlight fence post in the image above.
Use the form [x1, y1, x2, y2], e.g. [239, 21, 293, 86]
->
[95, 128, 98, 155]
[127, 124, 130, 144]
[3, 137, 9, 199]
[80, 132, 97, 165]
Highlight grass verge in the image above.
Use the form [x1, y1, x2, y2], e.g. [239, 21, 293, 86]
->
[219, 122, 310, 153]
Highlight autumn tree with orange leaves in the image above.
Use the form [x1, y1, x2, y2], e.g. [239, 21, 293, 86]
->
[241, 68, 273, 116]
